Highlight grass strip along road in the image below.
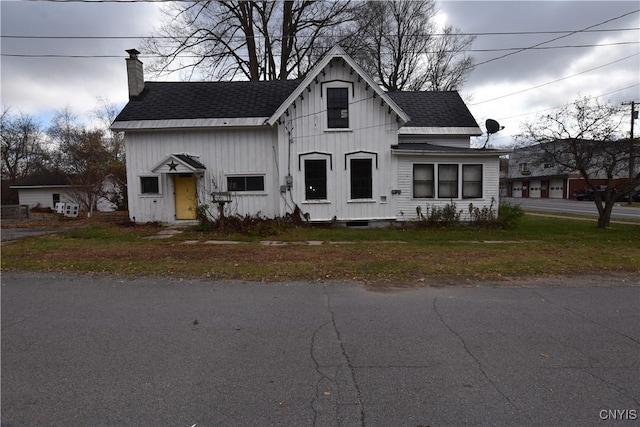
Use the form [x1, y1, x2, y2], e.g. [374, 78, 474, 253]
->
[2, 215, 639, 285]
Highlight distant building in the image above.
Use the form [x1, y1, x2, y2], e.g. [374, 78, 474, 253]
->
[10, 171, 117, 211]
[503, 141, 634, 199]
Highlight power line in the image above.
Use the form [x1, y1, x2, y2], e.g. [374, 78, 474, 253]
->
[493, 84, 640, 121]
[3, 40, 638, 58]
[23, 0, 178, 2]
[3, 27, 638, 39]
[473, 9, 640, 67]
[469, 53, 640, 106]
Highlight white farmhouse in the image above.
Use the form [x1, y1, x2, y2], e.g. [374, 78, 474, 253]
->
[112, 46, 504, 225]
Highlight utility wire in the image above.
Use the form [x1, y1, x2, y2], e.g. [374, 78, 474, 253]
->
[494, 83, 640, 121]
[3, 41, 638, 58]
[469, 53, 639, 106]
[473, 9, 640, 67]
[2, 27, 638, 39]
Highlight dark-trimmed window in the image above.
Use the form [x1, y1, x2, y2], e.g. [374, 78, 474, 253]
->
[413, 164, 434, 198]
[350, 158, 372, 199]
[462, 164, 483, 198]
[327, 87, 349, 128]
[438, 164, 458, 198]
[305, 159, 327, 200]
[140, 176, 159, 194]
[227, 176, 265, 192]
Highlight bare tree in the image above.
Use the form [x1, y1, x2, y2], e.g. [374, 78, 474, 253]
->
[47, 107, 83, 172]
[517, 97, 639, 229]
[92, 98, 127, 209]
[424, 25, 475, 91]
[48, 108, 126, 211]
[344, 0, 475, 91]
[144, 0, 354, 81]
[1, 108, 47, 182]
[63, 129, 115, 213]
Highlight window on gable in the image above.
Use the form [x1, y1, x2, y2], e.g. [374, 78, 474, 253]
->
[327, 87, 349, 129]
[462, 164, 483, 198]
[227, 175, 265, 192]
[413, 164, 434, 198]
[438, 164, 458, 198]
[140, 176, 160, 194]
[350, 158, 373, 199]
[305, 159, 327, 200]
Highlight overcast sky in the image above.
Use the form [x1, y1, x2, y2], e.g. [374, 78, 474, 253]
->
[1, 0, 638, 147]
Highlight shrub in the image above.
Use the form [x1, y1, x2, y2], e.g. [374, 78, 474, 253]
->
[416, 202, 463, 226]
[498, 202, 524, 229]
[468, 198, 497, 226]
[195, 204, 214, 231]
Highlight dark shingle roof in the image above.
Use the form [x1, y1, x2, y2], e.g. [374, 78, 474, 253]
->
[175, 154, 206, 170]
[392, 143, 478, 152]
[113, 80, 478, 130]
[387, 91, 479, 128]
[114, 79, 302, 122]
[11, 171, 72, 187]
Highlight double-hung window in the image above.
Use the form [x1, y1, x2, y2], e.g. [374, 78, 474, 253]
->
[350, 159, 372, 199]
[327, 87, 349, 129]
[305, 159, 327, 200]
[462, 165, 482, 198]
[438, 164, 458, 198]
[413, 164, 434, 198]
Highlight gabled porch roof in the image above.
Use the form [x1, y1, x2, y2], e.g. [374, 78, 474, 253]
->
[152, 154, 206, 174]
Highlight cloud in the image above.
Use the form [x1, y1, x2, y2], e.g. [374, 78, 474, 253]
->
[1, 0, 638, 141]
[1, 1, 162, 124]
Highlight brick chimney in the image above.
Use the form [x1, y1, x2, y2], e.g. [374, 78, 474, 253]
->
[125, 49, 144, 99]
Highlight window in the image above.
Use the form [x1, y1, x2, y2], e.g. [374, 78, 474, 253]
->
[413, 164, 434, 198]
[327, 87, 349, 128]
[140, 176, 159, 194]
[438, 164, 458, 198]
[227, 176, 265, 192]
[52, 193, 60, 206]
[462, 164, 482, 198]
[305, 159, 327, 200]
[350, 159, 372, 199]
[518, 162, 528, 172]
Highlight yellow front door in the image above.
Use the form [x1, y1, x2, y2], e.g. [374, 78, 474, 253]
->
[174, 174, 197, 220]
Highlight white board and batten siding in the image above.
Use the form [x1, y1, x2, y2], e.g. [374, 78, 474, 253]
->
[17, 188, 72, 209]
[396, 154, 501, 221]
[275, 58, 401, 222]
[17, 188, 116, 212]
[125, 127, 280, 223]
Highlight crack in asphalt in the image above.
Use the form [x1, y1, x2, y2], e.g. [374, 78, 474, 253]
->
[310, 319, 339, 426]
[532, 290, 640, 346]
[432, 296, 519, 412]
[309, 285, 364, 427]
[579, 367, 640, 406]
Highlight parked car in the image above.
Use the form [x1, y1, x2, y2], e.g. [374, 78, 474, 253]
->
[573, 188, 616, 201]
[573, 189, 588, 200]
[617, 190, 640, 203]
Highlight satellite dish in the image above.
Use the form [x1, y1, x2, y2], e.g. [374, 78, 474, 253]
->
[486, 119, 502, 134]
[482, 119, 505, 149]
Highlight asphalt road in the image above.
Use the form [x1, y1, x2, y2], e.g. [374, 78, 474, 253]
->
[2, 272, 639, 426]
[504, 197, 640, 221]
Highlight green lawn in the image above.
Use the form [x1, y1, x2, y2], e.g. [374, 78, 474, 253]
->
[2, 214, 639, 284]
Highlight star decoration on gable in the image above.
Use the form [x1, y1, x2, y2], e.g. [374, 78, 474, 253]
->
[167, 161, 178, 171]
